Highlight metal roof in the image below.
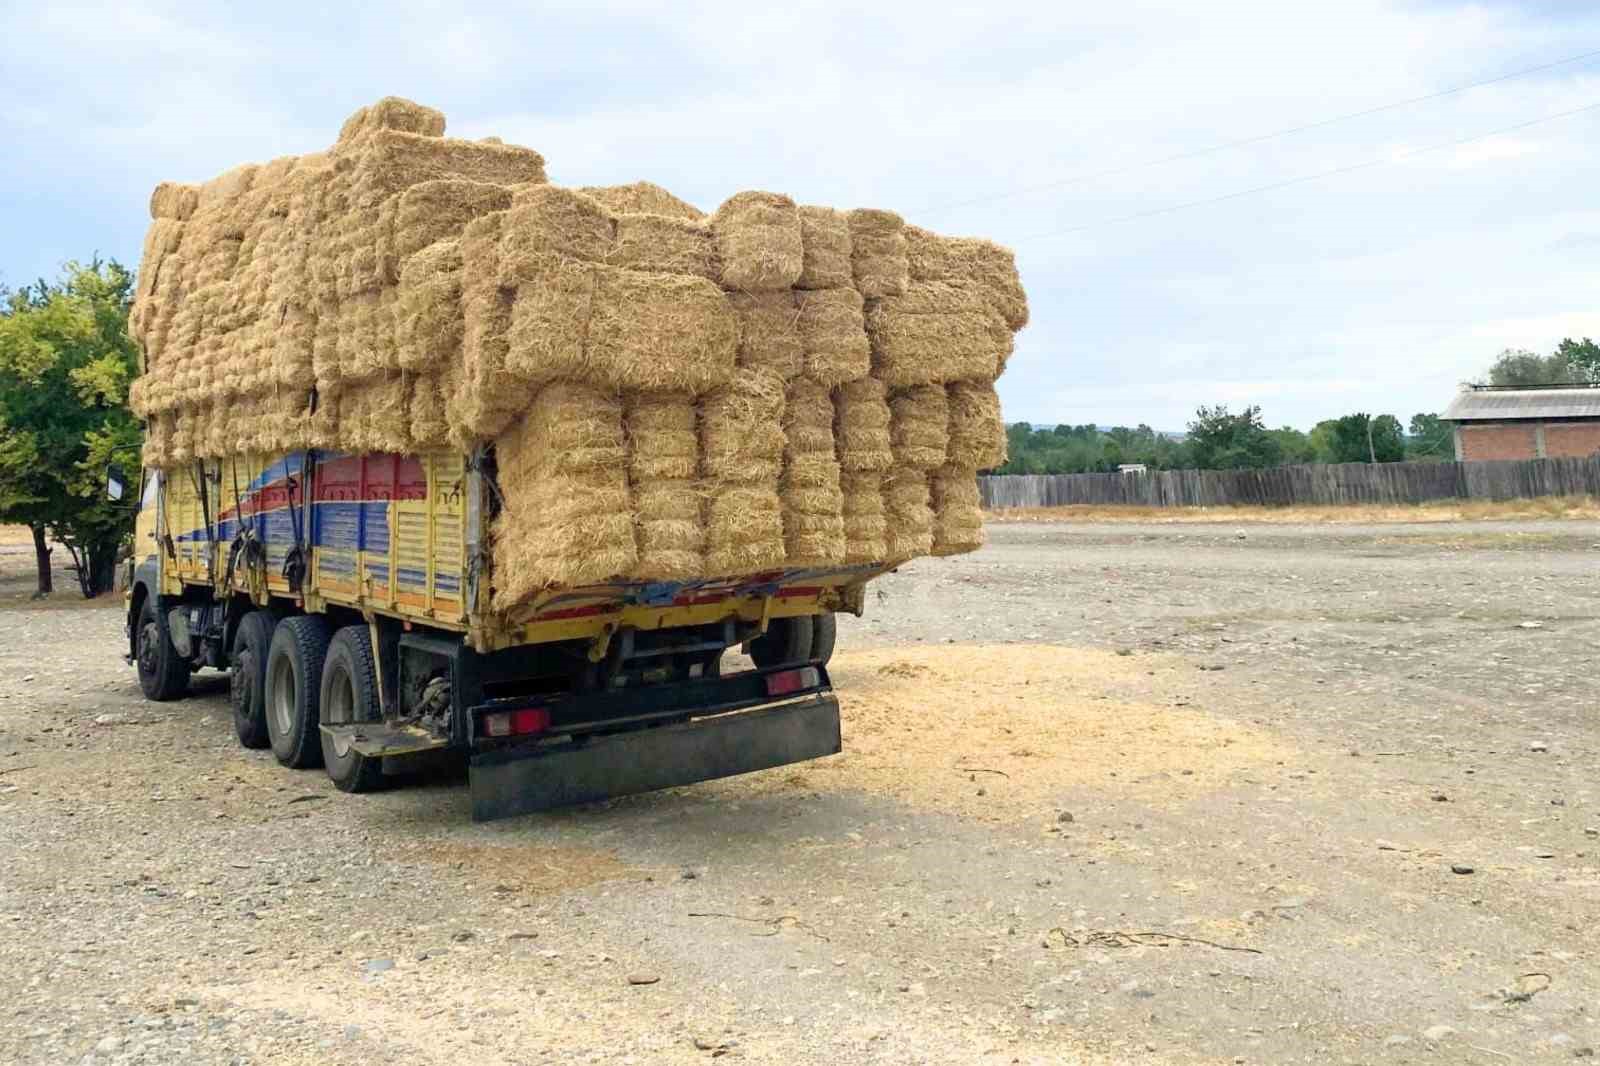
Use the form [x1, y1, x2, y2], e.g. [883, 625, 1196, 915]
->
[1442, 386, 1600, 422]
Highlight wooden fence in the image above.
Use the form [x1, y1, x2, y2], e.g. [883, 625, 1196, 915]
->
[977, 457, 1600, 509]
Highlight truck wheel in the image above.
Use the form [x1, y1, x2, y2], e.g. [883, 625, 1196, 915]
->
[264, 615, 332, 769]
[229, 610, 276, 749]
[319, 626, 388, 793]
[135, 596, 190, 702]
[749, 615, 813, 668]
[811, 612, 837, 666]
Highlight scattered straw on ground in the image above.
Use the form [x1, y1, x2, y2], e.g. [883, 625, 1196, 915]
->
[406, 839, 637, 894]
[987, 497, 1600, 525]
[718, 644, 1286, 821]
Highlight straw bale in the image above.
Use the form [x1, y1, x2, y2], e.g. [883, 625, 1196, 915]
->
[142, 412, 175, 468]
[700, 369, 786, 481]
[727, 291, 802, 378]
[497, 383, 627, 495]
[337, 97, 447, 145]
[336, 290, 400, 380]
[311, 299, 343, 391]
[931, 465, 984, 556]
[393, 179, 512, 263]
[833, 376, 893, 472]
[703, 484, 785, 576]
[149, 182, 199, 221]
[196, 165, 260, 215]
[409, 374, 451, 448]
[782, 377, 837, 459]
[883, 469, 933, 561]
[796, 287, 869, 386]
[840, 471, 887, 564]
[904, 225, 1029, 331]
[889, 385, 949, 470]
[625, 391, 699, 481]
[945, 379, 1007, 469]
[352, 129, 546, 206]
[847, 208, 908, 298]
[502, 253, 595, 385]
[866, 281, 1011, 387]
[780, 379, 845, 566]
[631, 482, 705, 581]
[610, 213, 719, 279]
[796, 206, 852, 290]
[711, 191, 802, 292]
[396, 239, 464, 372]
[578, 181, 703, 221]
[457, 214, 535, 436]
[585, 267, 737, 393]
[499, 186, 614, 282]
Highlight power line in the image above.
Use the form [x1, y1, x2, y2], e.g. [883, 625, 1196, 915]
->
[1015, 99, 1600, 242]
[916, 47, 1600, 218]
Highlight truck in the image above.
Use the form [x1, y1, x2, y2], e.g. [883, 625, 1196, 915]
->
[118, 447, 870, 821]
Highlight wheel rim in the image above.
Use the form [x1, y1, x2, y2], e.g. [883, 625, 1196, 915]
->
[322, 662, 355, 763]
[269, 654, 296, 737]
[138, 621, 160, 678]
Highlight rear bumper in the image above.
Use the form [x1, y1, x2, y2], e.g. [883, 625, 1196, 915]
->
[468, 692, 841, 821]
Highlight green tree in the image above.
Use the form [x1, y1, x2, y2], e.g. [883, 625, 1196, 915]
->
[1323, 413, 1404, 463]
[1405, 412, 1453, 461]
[1268, 425, 1317, 464]
[1554, 337, 1600, 382]
[0, 260, 142, 597]
[1484, 347, 1580, 387]
[1185, 405, 1282, 469]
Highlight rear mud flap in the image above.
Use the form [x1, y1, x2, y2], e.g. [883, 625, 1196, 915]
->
[468, 694, 841, 822]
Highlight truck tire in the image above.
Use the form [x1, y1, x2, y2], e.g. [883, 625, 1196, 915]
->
[810, 611, 837, 666]
[264, 614, 332, 770]
[748, 615, 813, 669]
[319, 625, 388, 793]
[230, 611, 276, 749]
[135, 596, 190, 702]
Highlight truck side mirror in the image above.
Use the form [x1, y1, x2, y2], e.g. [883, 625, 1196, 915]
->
[106, 464, 127, 503]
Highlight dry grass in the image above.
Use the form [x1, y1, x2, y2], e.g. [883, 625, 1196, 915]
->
[987, 497, 1600, 525]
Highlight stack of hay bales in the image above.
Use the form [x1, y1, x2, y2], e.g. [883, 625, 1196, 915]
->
[128, 97, 1026, 613]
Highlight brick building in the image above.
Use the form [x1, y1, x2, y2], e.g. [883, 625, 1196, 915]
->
[1441, 384, 1600, 461]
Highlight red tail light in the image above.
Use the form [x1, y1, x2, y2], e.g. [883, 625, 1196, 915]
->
[765, 666, 820, 697]
[483, 707, 551, 738]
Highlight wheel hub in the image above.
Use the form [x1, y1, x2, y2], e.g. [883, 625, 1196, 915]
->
[138, 621, 160, 677]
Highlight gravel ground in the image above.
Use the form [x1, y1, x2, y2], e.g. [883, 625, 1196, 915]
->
[1, 519, 1597, 1064]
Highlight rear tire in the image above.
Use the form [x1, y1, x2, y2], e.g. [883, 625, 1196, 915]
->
[230, 610, 276, 749]
[810, 612, 837, 666]
[135, 596, 190, 702]
[749, 615, 813, 668]
[319, 626, 388, 793]
[264, 615, 332, 769]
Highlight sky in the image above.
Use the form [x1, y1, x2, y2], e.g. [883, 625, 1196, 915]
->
[4, 0, 1599, 432]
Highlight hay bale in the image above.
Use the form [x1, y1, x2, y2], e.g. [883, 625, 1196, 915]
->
[492, 383, 636, 605]
[931, 465, 984, 556]
[847, 208, 908, 298]
[884, 469, 933, 561]
[833, 376, 893, 472]
[149, 182, 199, 221]
[729, 291, 802, 379]
[499, 186, 614, 282]
[946, 379, 1007, 469]
[866, 281, 1011, 387]
[503, 253, 596, 386]
[711, 191, 802, 292]
[904, 225, 1029, 332]
[780, 377, 844, 566]
[578, 181, 703, 220]
[840, 471, 887, 564]
[196, 165, 260, 215]
[625, 391, 704, 579]
[393, 179, 512, 263]
[796, 206, 852, 290]
[457, 212, 535, 437]
[889, 385, 949, 470]
[409, 374, 451, 448]
[142, 412, 175, 468]
[351, 129, 546, 206]
[796, 288, 869, 386]
[703, 484, 785, 576]
[585, 267, 737, 392]
[610, 214, 720, 280]
[700, 369, 786, 481]
[337, 97, 447, 144]
[396, 239, 464, 372]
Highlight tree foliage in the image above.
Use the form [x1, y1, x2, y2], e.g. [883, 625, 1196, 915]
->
[0, 260, 141, 596]
[1184, 405, 1283, 469]
[1484, 347, 1586, 387]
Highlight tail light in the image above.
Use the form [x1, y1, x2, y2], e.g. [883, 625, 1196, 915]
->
[483, 707, 551, 738]
[765, 666, 820, 697]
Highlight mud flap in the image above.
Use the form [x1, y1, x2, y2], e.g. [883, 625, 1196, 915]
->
[468, 694, 842, 822]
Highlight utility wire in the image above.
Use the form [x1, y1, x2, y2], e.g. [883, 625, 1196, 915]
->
[1015, 99, 1600, 242]
[917, 47, 1600, 217]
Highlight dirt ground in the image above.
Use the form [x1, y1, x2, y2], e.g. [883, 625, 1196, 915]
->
[1, 518, 1597, 1064]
